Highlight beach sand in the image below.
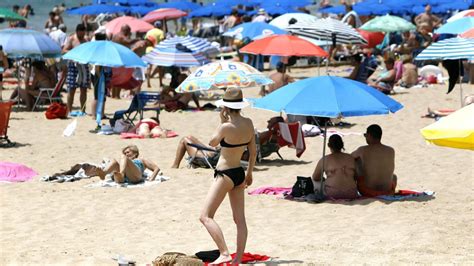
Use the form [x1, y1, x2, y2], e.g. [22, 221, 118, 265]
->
[0, 66, 473, 264]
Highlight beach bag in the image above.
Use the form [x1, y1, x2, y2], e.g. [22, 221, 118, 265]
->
[152, 252, 203, 266]
[45, 102, 67, 120]
[113, 119, 133, 133]
[290, 176, 314, 197]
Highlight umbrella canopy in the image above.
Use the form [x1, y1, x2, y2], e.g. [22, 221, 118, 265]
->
[156, 36, 219, 56]
[105, 16, 154, 34]
[0, 28, 61, 59]
[460, 28, 474, 38]
[63, 41, 146, 68]
[223, 22, 287, 40]
[142, 47, 209, 67]
[420, 104, 474, 150]
[156, 1, 201, 10]
[67, 4, 128, 15]
[248, 3, 299, 16]
[356, 29, 385, 48]
[106, 0, 153, 5]
[360, 15, 416, 32]
[239, 35, 328, 57]
[269, 13, 318, 29]
[127, 5, 156, 15]
[288, 17, 367, 45]
[415, 37, 474, 61]
[447, 9, 474, 22]
[176, 60, 273, 92]
[435, 17, 474, 34]
[141, 8, 187, 23]
[252, 76, 403, 118]
[188, 2, 245, 18]
[0, 7, 26, 21]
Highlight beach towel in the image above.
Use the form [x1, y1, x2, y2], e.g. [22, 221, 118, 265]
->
[41, 164, 93, 183]
[199, 251, 270, 265]
[377, 190, 435, 201]
[85, 175, 170, 188]
[248, 186, 292, 195]
[120, 131, 178, 139]
[323, 130, 363, 137]
[277, 122, 305, 157]
[0, 162, 37, 182]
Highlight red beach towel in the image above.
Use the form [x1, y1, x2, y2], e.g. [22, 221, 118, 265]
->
[277, 122, 306, 157]
[204, 253, 271, 265]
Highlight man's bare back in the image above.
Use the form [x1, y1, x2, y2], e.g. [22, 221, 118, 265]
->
[352, 144, 395, 192]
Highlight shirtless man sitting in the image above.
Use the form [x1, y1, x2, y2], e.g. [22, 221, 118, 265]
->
[351, 124, 397, 197]
[262, 62, 294, 95]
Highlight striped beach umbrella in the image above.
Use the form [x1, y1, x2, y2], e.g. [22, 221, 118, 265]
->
[287, 17, 367, 45]
[156, 36, 219, 57]
[415, 37, 474, 61]
[142, 47, 208, 67]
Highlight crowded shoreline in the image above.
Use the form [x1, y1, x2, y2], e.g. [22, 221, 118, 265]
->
[1, 0, 473, 264]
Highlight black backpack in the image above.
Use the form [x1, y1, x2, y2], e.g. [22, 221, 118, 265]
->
[290, 176, 314, 197]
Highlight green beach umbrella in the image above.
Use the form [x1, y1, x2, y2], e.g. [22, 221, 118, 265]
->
[360, 14, 415, 33]
[0, 8, 25, 22]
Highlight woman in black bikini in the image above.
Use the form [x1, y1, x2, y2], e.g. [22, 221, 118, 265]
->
[200, 88, 256, 265]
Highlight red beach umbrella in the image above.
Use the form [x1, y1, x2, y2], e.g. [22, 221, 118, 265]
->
[239, 34, 328, 57]
[141, 8, 187, 23]
[356, 29, 385, 48]
[105, 16, 154, 34]
[460, 28, 474, 38]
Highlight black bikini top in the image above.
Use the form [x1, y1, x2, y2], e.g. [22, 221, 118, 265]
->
[220, 138, 249, 148]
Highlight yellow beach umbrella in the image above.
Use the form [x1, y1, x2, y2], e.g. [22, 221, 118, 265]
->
[420, 104, 474, 150]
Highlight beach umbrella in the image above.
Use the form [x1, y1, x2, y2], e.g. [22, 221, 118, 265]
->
[239, 35, 328, 57]
[415, 37, 474, 103]
[460, 28, 474, 38]
[435, 17, 474, 34]
[141, 8, 187, 23]
[287, 17, 367, 45]
[127, 5, 157, 15]
[156, 36, 219, 56]
[66, 4, 128, 15]
[0, 7, 26, 21]
[188, 3, 245, 18]
[356, 29, 385, 48]
[156, 1, 201, 11]
[420, 104, 474, 150]
[106, 0, 153, 5]
[223, 22, 287, 40]
[447, 9, 474, 22]
[0, 28, 61, 59]
[142, 47, 209, 67]
[252, 76, 403, 194]
[360, 15, 416, 32]
[269, 13, 318, 29]
[249, 3, 299, 16]
[176, 60, 273, 92]
[63, 41, 146, 125]
[105, 16, 154, 34]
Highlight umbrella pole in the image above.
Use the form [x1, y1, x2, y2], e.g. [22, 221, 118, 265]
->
[96, 67, 105, 127]
[319, 121, 328, 197]
[15, 60, 21, 109]
[459, 60, 464, 107]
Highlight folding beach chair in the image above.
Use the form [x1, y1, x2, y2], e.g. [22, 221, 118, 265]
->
[32, 74, 66, 111]
[0, 101, 15, 147]
[186, 143, 219, 169]
[111, 91, 160, 126]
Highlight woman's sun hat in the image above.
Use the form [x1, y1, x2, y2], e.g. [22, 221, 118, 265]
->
[215, 88, 249, 109]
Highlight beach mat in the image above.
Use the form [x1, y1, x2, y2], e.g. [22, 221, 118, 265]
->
[0, 162, 37, 182]
[195, 250, 270, 265]
[85, 175, 170, 188]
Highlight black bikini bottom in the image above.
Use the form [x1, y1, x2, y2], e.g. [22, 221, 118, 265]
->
[214, 167, 245, 187]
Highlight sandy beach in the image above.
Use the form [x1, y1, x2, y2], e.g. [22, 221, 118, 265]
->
[0, 66, 473, 265]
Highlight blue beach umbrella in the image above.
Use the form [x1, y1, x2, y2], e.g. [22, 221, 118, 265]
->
[223, 22, 287, 40]
[157, 1, 201, 11]
[127, 5, 157, 15]
[188, 3, 245, 18]
[253, 76, 403, 117]
[0, 28, 61, 59]
[67, 4, 128, 15]
[63, 41, 146, 125]
[435, 17, 474, 34]
[106, 0, 154, 5]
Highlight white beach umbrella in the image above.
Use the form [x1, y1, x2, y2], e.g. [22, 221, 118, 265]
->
[269, 13, 318, 29]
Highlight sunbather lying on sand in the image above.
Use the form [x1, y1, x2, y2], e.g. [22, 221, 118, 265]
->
[312, 134, 358, 200]
[90, 145, 161, 183]
[128, 118, 168, 138]
[422, 95, 474, 118]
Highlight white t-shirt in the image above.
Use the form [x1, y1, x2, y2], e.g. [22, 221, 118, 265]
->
[49, 30, 67, 48]
[252, 15, 267, 23]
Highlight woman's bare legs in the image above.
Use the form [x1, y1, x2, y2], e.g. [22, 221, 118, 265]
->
[200, 176, 234, 264]
[171, 136, 208, 168]
[228, 186, 247, 264]
[114, 154, 142, 184]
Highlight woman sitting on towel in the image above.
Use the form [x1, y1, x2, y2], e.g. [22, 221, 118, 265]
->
[311, 134, 358, 200]
[128, 117, 168, 138]
[93, 145, 161, 183]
